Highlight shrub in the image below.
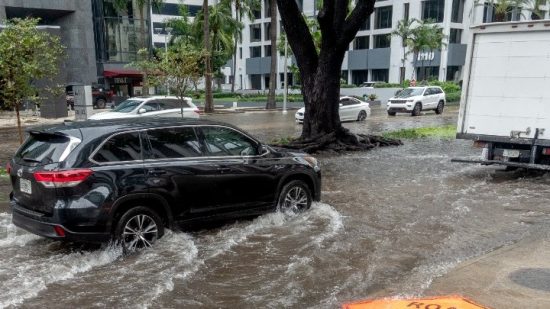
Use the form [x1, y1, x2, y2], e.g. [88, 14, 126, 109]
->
[446, 91, 461, 102]
[428, 80, 461, 93]
[374, 82, 402, 88]
[367, 93, 378, 101]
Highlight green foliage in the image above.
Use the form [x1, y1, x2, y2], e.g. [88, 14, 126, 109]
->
[129, 45, 203, 103]
[0, 17, 64, 141]
[270, 136, 296, 145]
[0, 167, 8, 178]
[428, 80, 461, 93]
[373, 82, 403, 88]
[383, 125, 456, 139]
[278, 16, 321, 56]
[446, 91, 461, 103]
[367, 93, 378, 101]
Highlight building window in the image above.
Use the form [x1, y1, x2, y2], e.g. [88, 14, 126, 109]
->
[404, 3, 410, 21]
[422, 0, 445, 23]
[253, 8, 261, 20]
[360, 15, 371, 30]
[371, 69, 389, 82]
[250, 74, 262, 89]
[341, 70, 349, 83]
[446, 66, 461, 81]
[153, 4, 201, 16]
[264, 45, 271, 57]
[250, 24, 261, 42]
[483, 3, 522, 22]
[352, 70, 368, 85]
[373, 34, 390, 48]
[250, 46, 261, 58]
[451, 0, 465, 23]
[375, 6, 393, 29]
[416, 66, 439, 81]
[354, 36, 369, 50]
[239, 47, 242, 59]
[264, 22, 271, 41]
[449, 28, 462, 44]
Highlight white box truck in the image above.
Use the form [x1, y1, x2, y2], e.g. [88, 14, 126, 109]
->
[453, 20, 550, 170]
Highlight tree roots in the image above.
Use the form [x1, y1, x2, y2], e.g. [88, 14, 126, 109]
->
[272, 129, 402, 154]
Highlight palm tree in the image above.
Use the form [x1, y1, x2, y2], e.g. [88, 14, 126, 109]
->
[529, 0, 549, 19]
[408, 20, 445, 81]
[221, 0, 260, 93]
[194, 2, 242, 112]
[391, 18, 416, 88]
[475, 0, 531, 22]
[266, 0, 277, 109]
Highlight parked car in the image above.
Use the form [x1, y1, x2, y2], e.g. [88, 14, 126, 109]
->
[88, 96, 200, 120]
[386, 86, 446, 116]
[66, 85, 114, 110]
[295, 96, 371, 123]
[7, 118, 321, 252]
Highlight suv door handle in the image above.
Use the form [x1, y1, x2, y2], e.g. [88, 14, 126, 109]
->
[147, 168, 166, 176]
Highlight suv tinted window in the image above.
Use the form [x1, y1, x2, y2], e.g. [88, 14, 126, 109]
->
[432, 87, 442, 94]
[15, 133, 71, 165]
[159, 99, 190, 110]
[201, 127, 258, 156]
[142, 102, 160, 112]
[93, 132, 142, 163]
[146, 127, 202, 158]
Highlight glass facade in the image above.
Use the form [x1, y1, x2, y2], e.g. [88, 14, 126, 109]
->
[375, 6, 393, 29]
[93, 0, 151, 63]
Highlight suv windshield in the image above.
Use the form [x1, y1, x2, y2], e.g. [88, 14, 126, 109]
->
[113, 99, 143, 113]
[395, 88, 424, 98]
[15, 133, 71, 165]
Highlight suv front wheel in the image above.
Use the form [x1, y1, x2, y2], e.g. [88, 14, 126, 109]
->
[115, 206, 164, 253]
[277, 180, 312, 214]
[411, 103, 422, 116]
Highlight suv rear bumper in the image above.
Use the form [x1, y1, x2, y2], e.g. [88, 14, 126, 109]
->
[11, 201, 111, 243]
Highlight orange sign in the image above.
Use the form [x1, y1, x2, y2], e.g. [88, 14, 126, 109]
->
[343, 296, 489, 309]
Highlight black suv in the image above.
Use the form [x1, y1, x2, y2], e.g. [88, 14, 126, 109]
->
[7, 119, 321, 252]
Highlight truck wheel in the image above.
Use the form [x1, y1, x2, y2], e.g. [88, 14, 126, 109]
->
[435, 101, 444, 114]
[387, 111, 396, 116]
[95, 98, 106, 109]
[411, 103, 421, 116]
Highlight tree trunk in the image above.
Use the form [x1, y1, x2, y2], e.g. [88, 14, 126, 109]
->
[266, 0, 278, 109]
[273, 1, 403, 153]
[15, 103, 23, 144]
[203, 0, 214, 113]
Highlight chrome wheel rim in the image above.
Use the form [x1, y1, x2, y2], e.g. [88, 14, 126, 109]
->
[280, 186, 308, 213]
[122, 214, 158, 251]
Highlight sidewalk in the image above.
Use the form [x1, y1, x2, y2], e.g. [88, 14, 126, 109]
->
[427, 236, 550, 308]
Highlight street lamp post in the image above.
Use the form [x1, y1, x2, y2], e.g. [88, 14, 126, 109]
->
[164, 27, 173, 96]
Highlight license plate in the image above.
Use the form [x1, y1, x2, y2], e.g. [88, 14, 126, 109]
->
[503, 149, 520, 158]
[19, 178, 32, 194]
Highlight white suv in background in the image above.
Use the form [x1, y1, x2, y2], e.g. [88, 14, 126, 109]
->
[386, 86, 446, 116]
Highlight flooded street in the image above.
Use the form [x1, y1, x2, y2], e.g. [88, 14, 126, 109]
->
[1, 106, 550, 308]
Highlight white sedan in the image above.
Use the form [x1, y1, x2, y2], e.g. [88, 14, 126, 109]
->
[295, 96, 371, 123]
[89, 96, 200, 120]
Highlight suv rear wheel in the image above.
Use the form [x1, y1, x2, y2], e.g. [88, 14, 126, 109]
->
[115, 206, 164, 253]
[277, 180, 312, 213]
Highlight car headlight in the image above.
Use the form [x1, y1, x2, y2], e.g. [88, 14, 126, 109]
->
[302, 155, 320, 172]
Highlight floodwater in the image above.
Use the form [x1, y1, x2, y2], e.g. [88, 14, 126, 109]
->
[1, 106, 550, 308]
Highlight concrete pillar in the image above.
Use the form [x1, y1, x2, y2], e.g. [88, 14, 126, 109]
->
[0, 5, 6, 21]
[439, 0, 455, 81]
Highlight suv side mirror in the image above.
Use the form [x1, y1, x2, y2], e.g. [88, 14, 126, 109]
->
[259, 144, 269, 155]
[138, 108, 147, 114]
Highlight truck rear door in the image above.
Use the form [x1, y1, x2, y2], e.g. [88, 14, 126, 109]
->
[461, 28, 550, 139]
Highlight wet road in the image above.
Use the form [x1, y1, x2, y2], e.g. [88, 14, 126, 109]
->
[1, 106, 550, 308]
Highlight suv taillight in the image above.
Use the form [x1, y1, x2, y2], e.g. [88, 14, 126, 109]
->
[34, 169, 93, 188]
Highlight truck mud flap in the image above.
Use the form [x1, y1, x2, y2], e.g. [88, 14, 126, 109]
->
[451, 158, 550, 171]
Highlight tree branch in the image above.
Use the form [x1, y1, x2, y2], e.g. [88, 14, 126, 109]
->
[276, 0, 318, 76]
[340, 0, 376, 46]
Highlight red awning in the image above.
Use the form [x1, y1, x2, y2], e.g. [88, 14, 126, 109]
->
[103, 69, 143, 78]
